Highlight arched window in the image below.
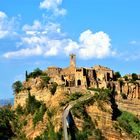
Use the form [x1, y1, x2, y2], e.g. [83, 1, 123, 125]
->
[77, 79, 81, 86]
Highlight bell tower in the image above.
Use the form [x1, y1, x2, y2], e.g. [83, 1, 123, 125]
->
[70, 54, 76, 68]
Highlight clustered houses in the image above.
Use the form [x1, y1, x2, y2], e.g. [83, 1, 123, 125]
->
[46, 54, 140, 99]
[46, 54, 114, 89]
[14, 54, 140, 108]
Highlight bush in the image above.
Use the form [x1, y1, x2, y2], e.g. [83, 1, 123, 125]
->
[120, 93, 127, 99]
[117, 111, 140, 139]
[12, 81, 23, 94]
[0, 107, 26, 139]
[40, 74, 50, 87]
[33, 104, 46, 127]
[132, 73, 138, 81]
[15, 104, 24, 115]
[69, 92, 83, 101]
[59, 92, 83, 107]
[35, 109, 62, 140]
[114, 71, 121, 80]
[25, 93, 41, 114]
[123, 75, 128, 81]
[93, 88, 111, 102]
[50, 82, 58, 95]
[27, 68, 43, 79]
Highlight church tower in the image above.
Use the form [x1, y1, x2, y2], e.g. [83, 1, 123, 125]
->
[70, 54, 76, 67]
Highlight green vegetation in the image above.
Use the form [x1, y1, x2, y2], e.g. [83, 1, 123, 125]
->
[35, 109, 63, 140]
[25, 93, 47, 127]
[25, 68, 50, 88]
[33, 104, 46, 127]
[59, 92, 83, 107]
[94, 88, 111, 102]
[12, 81, 23, 94]
[25, 93, 42, 114]
[40, 74, 50, 87]
[123, 75, 128, 81]
[15, 104, 24, 115]
[116, 110, 140, 139]
[25, 70, 28, 81]
[69, 92, 83, 101]
[120, 92, 127, 99]
[114, 71, 121, 80]
[72, 99, 106, 140]
[27, 68, 43, 79]
[132, 73, 138, 81]
[49, 82, 58, 95]
[0, 106, 27, 140]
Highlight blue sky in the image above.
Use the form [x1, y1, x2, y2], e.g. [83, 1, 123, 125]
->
[0, 0, 140, 99]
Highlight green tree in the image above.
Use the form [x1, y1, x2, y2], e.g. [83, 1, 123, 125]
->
[25, 70, 28, 81]
[12, 81, 23, 94]
[123, 75, 128, 81]
[40, 74, 50, 87]
[132, 73, 138, 81]
[28, 68, 43, 78]
[0, 107, 28, 139]
[114, 71, 121, 80]
[0, 108, 15, 139]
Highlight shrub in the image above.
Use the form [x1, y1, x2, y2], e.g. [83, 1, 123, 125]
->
[25, 93, 41, 114]
[132, 73, 138, 81]
[33, 104, 46, 127]
[27, 68, 43, 79]
[117, 111, 140, 139]
[0, 107, 26, 139]
[120, 93, 127, 99]
[69, 92, 83, 101]
[59, 92, 83, 107]
[93, 88, 111, 102]
[12, 81, 23, 94]
[15, 104, 24, 115]
[123, 75, 128, 81]
[40, 74, 50, 87]
[23, 120, 27, 126]
[50, 82, 58, 95]
[114, 71, 121, 80]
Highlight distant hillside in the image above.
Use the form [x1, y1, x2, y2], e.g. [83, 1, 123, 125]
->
[0, 98, 14, 106]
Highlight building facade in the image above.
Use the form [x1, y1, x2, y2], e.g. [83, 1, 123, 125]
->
[46, 54, 114, 89]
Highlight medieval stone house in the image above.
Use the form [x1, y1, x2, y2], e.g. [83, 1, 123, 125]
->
[46, 54, 114, 89]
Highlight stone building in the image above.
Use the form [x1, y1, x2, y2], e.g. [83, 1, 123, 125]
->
[46, 54, 114, 89]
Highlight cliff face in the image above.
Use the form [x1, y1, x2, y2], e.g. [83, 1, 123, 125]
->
[70, 91, 133, 140]
[86, 103, 131, 140]
[106, 81, 140, 100]
[14, 77, 67, 108]
[13, 73, 140, 140]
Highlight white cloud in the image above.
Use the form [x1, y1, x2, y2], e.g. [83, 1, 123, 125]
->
[3, 28, 115, 59]
[22, 20, 62, 37]
[40, 0, 66, 16]
[78, 30, 114, 59]
[4, 46, 42, 58]
[2, 12, 115, 60]
[64, 30, 115, 59]
[0, 11, 19, 39]
[64, 39, 79, 55]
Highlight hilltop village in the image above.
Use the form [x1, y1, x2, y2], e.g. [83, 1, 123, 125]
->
[14, 54, 140, 108]
[12, 54, 140, 140]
